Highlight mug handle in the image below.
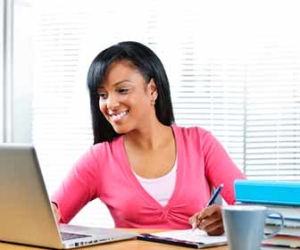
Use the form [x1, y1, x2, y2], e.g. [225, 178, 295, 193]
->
[264, 210, 285, 239]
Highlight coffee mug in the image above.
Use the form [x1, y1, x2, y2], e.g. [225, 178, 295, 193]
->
[222, 205, 284, 250]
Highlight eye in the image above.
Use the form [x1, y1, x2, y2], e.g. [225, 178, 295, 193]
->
[118, 88, 129, 94]
[98, 92, 108, 99]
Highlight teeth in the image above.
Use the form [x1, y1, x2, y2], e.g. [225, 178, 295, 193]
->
[109, 111, 128, 121]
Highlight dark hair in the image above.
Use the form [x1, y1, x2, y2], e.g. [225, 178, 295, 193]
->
[87, 41, 175, 144]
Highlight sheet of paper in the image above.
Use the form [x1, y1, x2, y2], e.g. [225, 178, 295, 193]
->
[151, 229, 227, 244]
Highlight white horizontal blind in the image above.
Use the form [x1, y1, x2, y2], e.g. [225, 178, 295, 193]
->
[245, 44, 300, 180]
[27, 0, 300, 227]
[32, 1, 91, 192]
[172, 57, 245, 168]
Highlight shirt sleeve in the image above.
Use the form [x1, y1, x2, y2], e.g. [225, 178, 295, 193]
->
[201, 131, 246, 205]
[51, 147, 100, 223]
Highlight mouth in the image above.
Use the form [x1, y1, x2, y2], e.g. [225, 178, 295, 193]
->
[108, 110, 129, 122]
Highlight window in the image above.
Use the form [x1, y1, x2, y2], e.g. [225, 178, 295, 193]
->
[6, 0, 300, 227]
[0, 0, 4, 142]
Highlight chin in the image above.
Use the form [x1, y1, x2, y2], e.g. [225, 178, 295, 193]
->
[111, 125, 130, 135]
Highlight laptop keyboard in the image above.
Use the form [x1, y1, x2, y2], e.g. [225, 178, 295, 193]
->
[61, 232, 90, 241]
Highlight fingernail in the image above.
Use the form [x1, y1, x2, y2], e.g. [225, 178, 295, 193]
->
[191, 221, 197, 231]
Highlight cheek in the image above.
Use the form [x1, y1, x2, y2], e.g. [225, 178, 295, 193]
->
[99, 100, 106, 113]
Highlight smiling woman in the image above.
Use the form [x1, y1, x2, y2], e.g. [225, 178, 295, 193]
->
[51, 41, 245, 235]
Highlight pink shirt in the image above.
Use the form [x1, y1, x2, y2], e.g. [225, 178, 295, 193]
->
[52, 125, 245, 229]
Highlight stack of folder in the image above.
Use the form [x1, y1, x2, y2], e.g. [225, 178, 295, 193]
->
[234, 180, 300, 249]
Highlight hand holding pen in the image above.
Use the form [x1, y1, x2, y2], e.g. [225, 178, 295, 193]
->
[189, 184, 224, 236]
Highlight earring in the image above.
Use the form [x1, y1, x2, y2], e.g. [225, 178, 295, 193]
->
[151, 99, 156, 105]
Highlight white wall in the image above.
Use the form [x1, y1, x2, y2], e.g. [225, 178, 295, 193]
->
[0, 0, 33, 143]
[12, 0, 33, 143]
[0, 0, 5, 142]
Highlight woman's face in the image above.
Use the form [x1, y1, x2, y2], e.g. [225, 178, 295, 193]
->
[97, 61, 157, 134]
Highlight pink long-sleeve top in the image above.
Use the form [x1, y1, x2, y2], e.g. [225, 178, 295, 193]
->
[52, 125, 246, 229]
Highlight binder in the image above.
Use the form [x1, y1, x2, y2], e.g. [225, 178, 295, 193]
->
[262, 235, 300, 249]
[234, 180, 300, 206]
[137, 229, 227, 249]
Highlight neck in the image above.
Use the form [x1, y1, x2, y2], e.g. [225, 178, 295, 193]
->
[124, 123, 173, 150]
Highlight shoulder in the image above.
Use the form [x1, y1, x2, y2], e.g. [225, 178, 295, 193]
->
[171, 125, 213, 141]
[92, 135, 123, 150]
[80, 136, 124, 165]
[171, 125, 220, 154]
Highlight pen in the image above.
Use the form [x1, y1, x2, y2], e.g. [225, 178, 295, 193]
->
[191, 183, 224, 231]
[206, 183, 224, 207]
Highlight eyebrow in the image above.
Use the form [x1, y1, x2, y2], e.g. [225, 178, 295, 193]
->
[98, 80, 131, 90]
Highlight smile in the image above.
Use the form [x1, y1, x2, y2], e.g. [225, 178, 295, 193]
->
[109, 110, 129, 122]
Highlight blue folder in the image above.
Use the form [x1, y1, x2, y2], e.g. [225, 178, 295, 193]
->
[234, 180, 300, 206]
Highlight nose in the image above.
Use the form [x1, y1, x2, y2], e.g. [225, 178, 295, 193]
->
[106, 93, 120, 110]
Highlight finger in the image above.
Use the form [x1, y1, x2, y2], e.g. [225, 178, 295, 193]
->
[198, 211, 224, 236]
[190, 211, 204, 224]
[198, 209, 222, 228]
[205, 219, 224, 236]
[191, 221, 197, 231]
[198, 204, 221, 220]
[51, 202, 61, 222]
[200, 217, 224, 233]
[189, 215, 196, 225]
[198, 215, 219, 229]
[207, 226, 224, 236]
[189, 214, 200, 229]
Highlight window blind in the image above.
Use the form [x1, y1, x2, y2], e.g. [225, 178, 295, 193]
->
[245, 44, 300, 180]
[17, 0, 300, 227]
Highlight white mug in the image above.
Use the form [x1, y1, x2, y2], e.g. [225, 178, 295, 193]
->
[222, 205, 284, 250]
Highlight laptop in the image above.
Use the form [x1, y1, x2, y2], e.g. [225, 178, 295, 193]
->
[0, 144, 138, 249]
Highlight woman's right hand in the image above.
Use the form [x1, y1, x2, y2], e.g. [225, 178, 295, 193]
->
[189, 204, 224, 236]
[51, 202, 61, 223]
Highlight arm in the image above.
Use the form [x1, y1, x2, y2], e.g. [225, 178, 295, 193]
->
[190, 130, 246, 235]
[51, 147, 100, 223]
[202, 131, 246, 205]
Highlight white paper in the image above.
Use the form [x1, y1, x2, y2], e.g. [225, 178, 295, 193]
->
[151, 229, 227, 244]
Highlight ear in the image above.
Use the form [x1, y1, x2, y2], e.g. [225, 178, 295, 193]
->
[148, 79, 158, 101]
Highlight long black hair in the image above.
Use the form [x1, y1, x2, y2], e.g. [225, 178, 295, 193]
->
[87, 41, 175, 144]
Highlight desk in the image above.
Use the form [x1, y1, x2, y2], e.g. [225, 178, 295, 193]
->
[0, 229, 227, 250]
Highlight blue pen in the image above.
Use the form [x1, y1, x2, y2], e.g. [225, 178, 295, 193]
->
[206, 183, 224, 207]
[191, 183, 224, 231]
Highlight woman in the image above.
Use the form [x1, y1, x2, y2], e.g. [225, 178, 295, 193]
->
[51, 41, 245, 235]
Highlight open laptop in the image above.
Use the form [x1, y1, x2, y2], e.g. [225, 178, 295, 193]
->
[0, 144, 138, 249]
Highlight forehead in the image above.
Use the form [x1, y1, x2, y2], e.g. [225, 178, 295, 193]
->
[106, 61, 138, 76]
[100, 61, 144, 87]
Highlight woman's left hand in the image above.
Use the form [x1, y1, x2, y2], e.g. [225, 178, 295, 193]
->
[189, 204, 224, 236]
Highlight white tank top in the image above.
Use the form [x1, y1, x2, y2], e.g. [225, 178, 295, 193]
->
[133, 160, 177, 206]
